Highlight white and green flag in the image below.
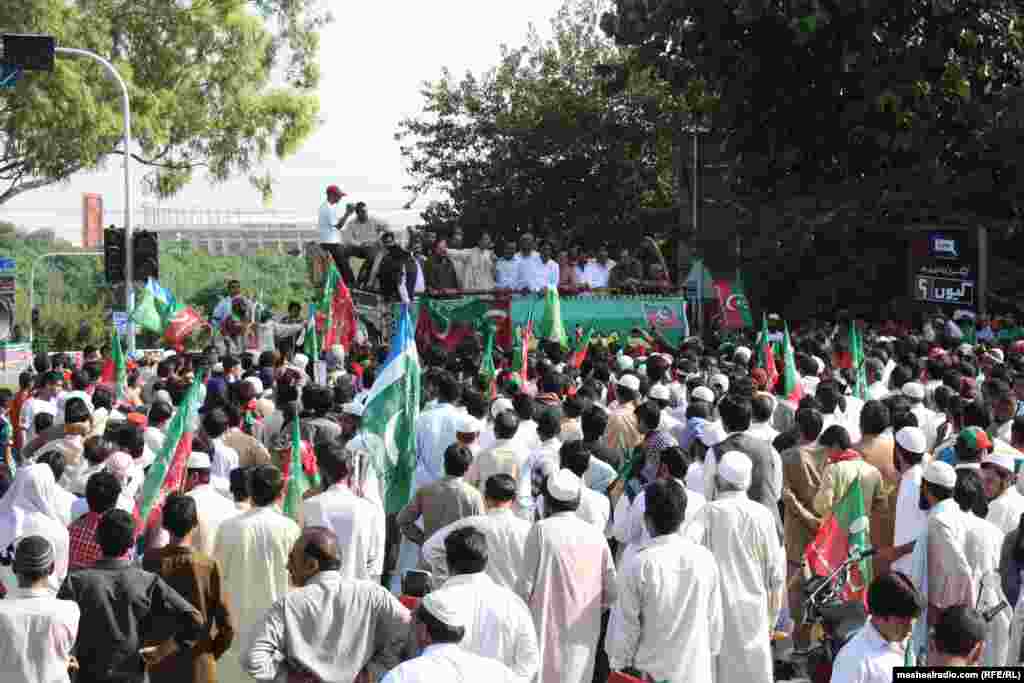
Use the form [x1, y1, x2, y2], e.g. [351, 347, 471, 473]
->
[362, 305, 421, 514]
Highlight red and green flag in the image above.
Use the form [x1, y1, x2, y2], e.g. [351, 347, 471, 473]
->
[131, 286, 204, 351]
[714, 273, 753, 329]
[100, 328, 127, 400]
[570, 327, 595, 369]
[782, 322, 803, 403]
[513, 317, 534, 385]
[415, 298, 492, 352]
[135, 369, 204, 530]
[806, 476, 872, 602]
[755, 314, 779, 390]
[282, 413, 320, 521]
[320, 264, 357, 351]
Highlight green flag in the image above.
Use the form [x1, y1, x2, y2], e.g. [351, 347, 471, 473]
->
[538, 286, 568, 348]
[302, 304, 320, 360]
[362, 305, 421, 514]
[104, 328, 127, 401]
[479, 323, 497, 399]
[130, 288, 164, 334]
[850, 321, 868, 401]
[734, 269, 754, 328]
[782, 322, 803, 403]
[283, 413, 319, 521]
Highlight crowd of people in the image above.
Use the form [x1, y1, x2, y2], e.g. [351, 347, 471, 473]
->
[318, 185, 674, 299]
[2, 247, 1024, 683]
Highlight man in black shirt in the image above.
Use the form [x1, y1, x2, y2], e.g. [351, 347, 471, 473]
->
[58, 509, 203, 683]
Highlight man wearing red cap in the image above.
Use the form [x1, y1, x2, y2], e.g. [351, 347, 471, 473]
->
[319, 185, 356, 282]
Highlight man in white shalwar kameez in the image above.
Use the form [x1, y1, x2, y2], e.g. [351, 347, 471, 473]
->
[982, 444, 1024, 535]
[421, 473, 532, 591]
[381, 592, 522, 683]
[607, 479, 722, 683]
[690, 450, 784, 683]
[213, 465, 301, 683]
[428, 526, 540, 681]
[519, 469, 617, 683]
[960, 458, 1012, 665]
[393, 376, 465, 591]
[908, 460, 975, 665]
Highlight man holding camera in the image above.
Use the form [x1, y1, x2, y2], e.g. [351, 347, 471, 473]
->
[318, 185, 388, 286]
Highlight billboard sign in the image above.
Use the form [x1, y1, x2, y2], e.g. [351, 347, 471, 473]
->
[910, 230, 977, 312]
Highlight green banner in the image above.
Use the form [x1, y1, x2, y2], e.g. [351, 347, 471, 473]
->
[511, 295, 689, 346]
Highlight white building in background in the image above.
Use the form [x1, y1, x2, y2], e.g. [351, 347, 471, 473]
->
[141, 205, 424, 256]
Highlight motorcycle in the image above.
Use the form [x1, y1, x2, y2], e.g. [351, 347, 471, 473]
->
[801, 547, 874, 683]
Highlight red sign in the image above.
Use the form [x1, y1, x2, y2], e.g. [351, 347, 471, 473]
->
[82, 193, 103, 247]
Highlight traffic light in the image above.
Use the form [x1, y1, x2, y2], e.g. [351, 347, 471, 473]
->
[1, 34, 55, 71]
[133, 230, 159, 281]
[104, 227, 126, 283]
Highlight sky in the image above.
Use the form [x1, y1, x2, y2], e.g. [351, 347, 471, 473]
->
[0, 0, 563, 243]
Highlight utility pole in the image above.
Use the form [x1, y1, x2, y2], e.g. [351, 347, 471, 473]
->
[2, 35, 136, 352]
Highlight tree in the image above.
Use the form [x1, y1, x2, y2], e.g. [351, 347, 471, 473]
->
[397, 0, 686, 246]
[0, 0, 327, 205]
[602, 0, 1024, 227]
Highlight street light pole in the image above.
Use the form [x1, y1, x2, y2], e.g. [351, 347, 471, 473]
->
[28, 251, 102, 347]
[55, 47, 135, 352]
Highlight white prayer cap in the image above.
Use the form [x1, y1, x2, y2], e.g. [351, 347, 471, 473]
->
[186, 452, 211, 470]
[733, 346, 752, 363]
[617, 374, 641, 392]
[456, 414, 482, 434]
[901, 382, 925, 401]
[421, 591, 464, 629]
[212, 362, 224, 374]
[162, 350, 177, 360]
[691, 386, 716, 404]
[617, 355, 635, 371]
[895, 427, 927, 455]
[491, 397, 514, 419]
[547, 469, 582, 503]
[244, 376, 264, 396]
[923, 460, 957, 489]
[698, 422, 728, 448]
[154, 390, 172, 405]
[718, 451, 752, 489]
[709, 373, 729, 393]
[812, 356, 825, 375]
[982, 451, 1016, 474]
[648, 384, 671, 402]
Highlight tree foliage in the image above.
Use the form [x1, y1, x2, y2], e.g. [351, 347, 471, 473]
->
[397, 0, 689, 245]
[602, 0, 1024, 227]
[0, 0, 327, 205]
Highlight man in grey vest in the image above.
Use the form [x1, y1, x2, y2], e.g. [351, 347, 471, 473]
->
[702, 393, 783, 539]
